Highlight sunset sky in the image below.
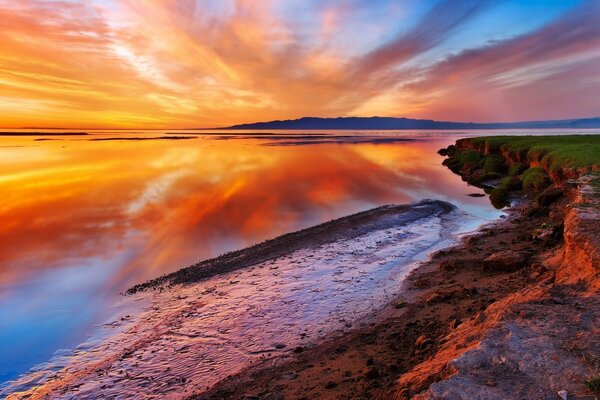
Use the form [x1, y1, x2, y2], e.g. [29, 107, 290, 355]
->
[1, 0, 599, 129]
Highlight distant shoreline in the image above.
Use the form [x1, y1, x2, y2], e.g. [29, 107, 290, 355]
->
[212, 115, 600, 131]
[0, 132, 88, 136]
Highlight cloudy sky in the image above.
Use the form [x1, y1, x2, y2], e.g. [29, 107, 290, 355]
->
[0, 0, 599, 128]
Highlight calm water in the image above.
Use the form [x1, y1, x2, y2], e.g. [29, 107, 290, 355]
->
[0, 129, 595, 384]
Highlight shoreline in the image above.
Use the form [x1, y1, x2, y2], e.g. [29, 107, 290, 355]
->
[128, 200, 460, 294]
[4, 136, 598, 399]
[3, 200, 478, 399]
[193, 140, 599, 399]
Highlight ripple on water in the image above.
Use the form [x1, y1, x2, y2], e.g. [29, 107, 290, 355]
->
[2, 206, 481, 399]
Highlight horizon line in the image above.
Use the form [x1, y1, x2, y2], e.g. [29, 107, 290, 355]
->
[2, 114, 599, 131]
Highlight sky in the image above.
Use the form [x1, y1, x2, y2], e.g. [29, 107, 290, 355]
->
[0, 0, 599, 128]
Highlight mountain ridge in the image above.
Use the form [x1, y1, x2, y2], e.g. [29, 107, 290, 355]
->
[215, 116, 600, 130]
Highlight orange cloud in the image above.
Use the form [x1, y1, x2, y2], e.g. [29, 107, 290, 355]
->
[0, 1, 598, 128]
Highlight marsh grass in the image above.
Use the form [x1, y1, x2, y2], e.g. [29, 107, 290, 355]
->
[470, 135, 600, 173]
[522, 167, 548, 191]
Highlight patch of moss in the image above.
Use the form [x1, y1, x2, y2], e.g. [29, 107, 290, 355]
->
[471, 171, 502, 184]
[483, 154, 506, 174]
[508, 163, 528, 176]
[443, 150, 482, 173]
[522, 167, 549, 191]
[499, 176, 523, 191]
[487, 176, 522, 209]
[489, 187, 509, 209]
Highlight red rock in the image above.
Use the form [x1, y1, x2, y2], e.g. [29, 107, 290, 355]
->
[482, 250, 526, 271]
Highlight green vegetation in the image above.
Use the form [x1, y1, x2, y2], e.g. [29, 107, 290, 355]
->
[508, 162, 527, 176]
[522, 167, 549, 191]
[469, 135, 600, 173]
[500, 176, 523, 191]
[483, 154, 506, 174]
[585, 375, 600, 394]
[441, 135, 600, 209]
[489, 188, 508, 209]
[489, 177, 523, 208]
[442, 150, 482, 173]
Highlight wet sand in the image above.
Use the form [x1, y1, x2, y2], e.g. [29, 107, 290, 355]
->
[2, 201, 479, 399]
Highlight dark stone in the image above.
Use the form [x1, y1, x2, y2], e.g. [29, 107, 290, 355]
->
[365, 367, 381, 380]
[324, 381, 338, 389]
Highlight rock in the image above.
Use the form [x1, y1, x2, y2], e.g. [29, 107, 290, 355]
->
[274, 343, 286, 349]
[365, 367, 381, 380]
[425, 291, 451, 304]
[448, 319, 462, 329]
[324, 381, 338, 389]
[557, 389, 568, 400]
[281, 371, 298, 380]
[415, 335, 432, 349]
[532, 226, 554, 241]
[482, 250, 526, 271]
[485, 379, 497, 387]
[334, 345, 347, 354]
[394, 300, 407, 308]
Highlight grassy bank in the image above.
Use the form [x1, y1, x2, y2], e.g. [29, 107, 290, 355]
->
[440, 135, 600, 208]
[469, 135, 600, 173]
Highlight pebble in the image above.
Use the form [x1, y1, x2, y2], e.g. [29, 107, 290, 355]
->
[557, 390, 568, 400]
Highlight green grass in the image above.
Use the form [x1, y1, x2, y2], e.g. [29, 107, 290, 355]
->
[508, 163, 528, 176]
[468, 135, 600, 173]
[522, 167, 548, 191]
[488, 177, 523, 209]
[500, 176, 523, 191]
[483, 154, 506, 174]
[443, 150, 482, 172]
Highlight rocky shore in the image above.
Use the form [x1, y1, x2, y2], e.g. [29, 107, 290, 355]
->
[197, 137, 600, 399]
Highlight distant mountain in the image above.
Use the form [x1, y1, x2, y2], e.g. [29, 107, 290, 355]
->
[217, 116, 600, 130]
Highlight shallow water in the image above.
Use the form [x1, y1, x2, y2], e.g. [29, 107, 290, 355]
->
[3, 202, 475, 398]
[2, 128, 594, 386]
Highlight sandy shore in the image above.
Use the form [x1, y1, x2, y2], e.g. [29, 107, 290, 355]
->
[3, 200, 478, 399]
[5, 173, 598, 399]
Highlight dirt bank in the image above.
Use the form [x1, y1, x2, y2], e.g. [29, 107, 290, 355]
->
[196, 146, 599, 399]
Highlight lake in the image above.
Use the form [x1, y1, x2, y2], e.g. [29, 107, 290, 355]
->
[1, 129, 594, 385]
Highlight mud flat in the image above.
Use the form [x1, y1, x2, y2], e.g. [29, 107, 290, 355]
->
[193, 137, 600, 400]
[2, 200, 480, 399]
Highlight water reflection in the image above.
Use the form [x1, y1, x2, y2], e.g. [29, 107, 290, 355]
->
[0, 133, 496, 382]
